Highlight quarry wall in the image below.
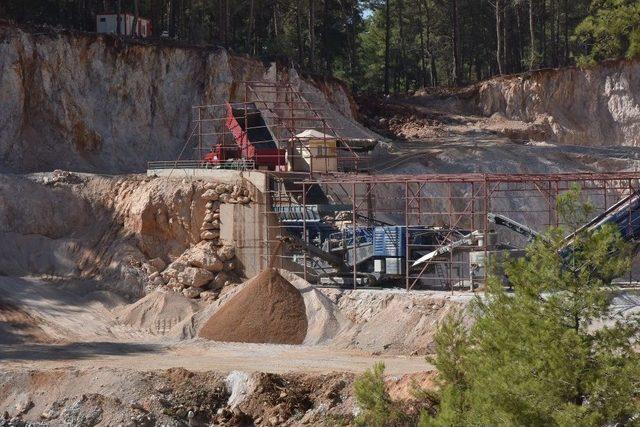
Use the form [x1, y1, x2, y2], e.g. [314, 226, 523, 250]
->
[475, 59, 640, 146]
[0, 21, 371, 174]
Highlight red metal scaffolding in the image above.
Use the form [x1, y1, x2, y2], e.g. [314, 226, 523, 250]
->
[263, 172, 640, 292]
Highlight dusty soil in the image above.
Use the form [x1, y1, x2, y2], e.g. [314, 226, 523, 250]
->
[199, 269, 308, 345]
[359, 94, 552, 144]
[0, 298, 57, 345]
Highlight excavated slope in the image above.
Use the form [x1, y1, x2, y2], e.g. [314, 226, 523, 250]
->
[474, 59, 640, 146]
[0, 21, 374, 174]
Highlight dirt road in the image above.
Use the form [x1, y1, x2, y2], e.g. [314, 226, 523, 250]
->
[0, 340, 432, 375]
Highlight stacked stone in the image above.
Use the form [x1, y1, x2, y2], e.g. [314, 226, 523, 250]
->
[144, 181, 252, 300]
[200, 188, 221, 242]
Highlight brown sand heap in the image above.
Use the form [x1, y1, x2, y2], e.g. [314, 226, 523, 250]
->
[198, 269, 308, 345]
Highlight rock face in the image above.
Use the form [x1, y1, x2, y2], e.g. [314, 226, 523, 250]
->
[474, 59, 640, 146]
[0, 22, 374, 174]
[0, 173, 244, 300]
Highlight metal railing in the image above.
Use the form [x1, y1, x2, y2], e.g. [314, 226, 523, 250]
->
[147, 159, 256, 171]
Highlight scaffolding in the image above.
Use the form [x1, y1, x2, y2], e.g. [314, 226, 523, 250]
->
[263, 172, 640, 292]
[150, 81, 372, 173]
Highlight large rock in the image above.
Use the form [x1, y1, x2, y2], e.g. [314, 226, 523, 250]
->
[184, 242, 224, 272]
[200, 230, 220, 240]
[183, 287, 202, 299]
[211, 271, 233, 290]
[148, 257, 167, 272]
[161, 260, 187, 280]
[177, 267, 214, 288]
[201, 189, 219, 201]
[217, 244, 236, 261]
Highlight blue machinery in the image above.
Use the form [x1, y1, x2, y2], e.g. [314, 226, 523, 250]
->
[273, 188, 640, 288]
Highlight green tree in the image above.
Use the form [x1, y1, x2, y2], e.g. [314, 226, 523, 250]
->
[354, 362, 406, 426]
[574, 0, 640, 65]
[423, 186, 640, 426]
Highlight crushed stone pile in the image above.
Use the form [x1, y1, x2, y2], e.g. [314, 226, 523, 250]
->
[198, 269, 308, 345]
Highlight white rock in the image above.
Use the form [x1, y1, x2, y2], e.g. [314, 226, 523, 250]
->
[201, 189, 219, 201]
[183, 243, 224, 272]
[182, 287, 201, 299]
[201, 222, 217, 230]
[217, 244, 235, 261]
[200, 230, 220, 240]
[177, 267, 214, 288]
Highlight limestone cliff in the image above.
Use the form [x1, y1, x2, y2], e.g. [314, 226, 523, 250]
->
[474, 59, 640, 146]
[0, 21, 371, 173]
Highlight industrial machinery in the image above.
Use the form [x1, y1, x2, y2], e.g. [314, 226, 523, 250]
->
[274, 185, 640, 289]
[203, 102, 286, 170]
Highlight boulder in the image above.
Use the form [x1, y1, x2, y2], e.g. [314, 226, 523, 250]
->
[206, 201, 215, 209]
[161, 261, 187, 280]
[184, 243, 224, 272]
[204, 213, 215, 222]
[200, 230, 220, 240]
[204, 183, 217, 191]
[199, 290, 218, 301]
[201, 222, 217, 230]
[211, 271, 232, 290]
[217, 244, 235, 261]
[215, 184, 228, 194]
[148, 257, 167, 272]
[182, 287, 201, 299]
[177, 267, 214, 288]
[201, 189, 219, 201]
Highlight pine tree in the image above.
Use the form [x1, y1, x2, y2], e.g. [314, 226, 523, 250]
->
[574, 0, 640, 65]
[423, 186, 640, 426]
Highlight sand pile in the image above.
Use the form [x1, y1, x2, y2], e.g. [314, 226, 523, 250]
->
[116, 291, 201, 335]
[198, 269, 308, 345]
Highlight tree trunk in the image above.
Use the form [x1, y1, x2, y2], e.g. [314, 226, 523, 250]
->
[384, 0, 391, 94]
[541, 0, 546, 67]
[169, 0, 177, 37]
[150, 0, 160, 38]
[417, 0, 428, 87]
[503, 3, 508, 72]
[563, 0, 568, 65]
[295, 0, 304, 65]
[349, 0, 359, 90]
[397, 0, 408, 91]
[116, 0, 122, 35]
[495, 0, 503, 75]
[309, 0, 316, 68]
[322, 0, 331, 74]
[451, 0, 462, 85]
[516, 0, 523, 71]
[529, 0, 536, 70]
[132, 0, 139, 37]
[248, 0, 255, 54]
[423, 0, 437, 86]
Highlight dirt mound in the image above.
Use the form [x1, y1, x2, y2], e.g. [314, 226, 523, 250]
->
[198, 269, 308, 344]
[0, 298, 56, 345]
[116, 291, 201, 335]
